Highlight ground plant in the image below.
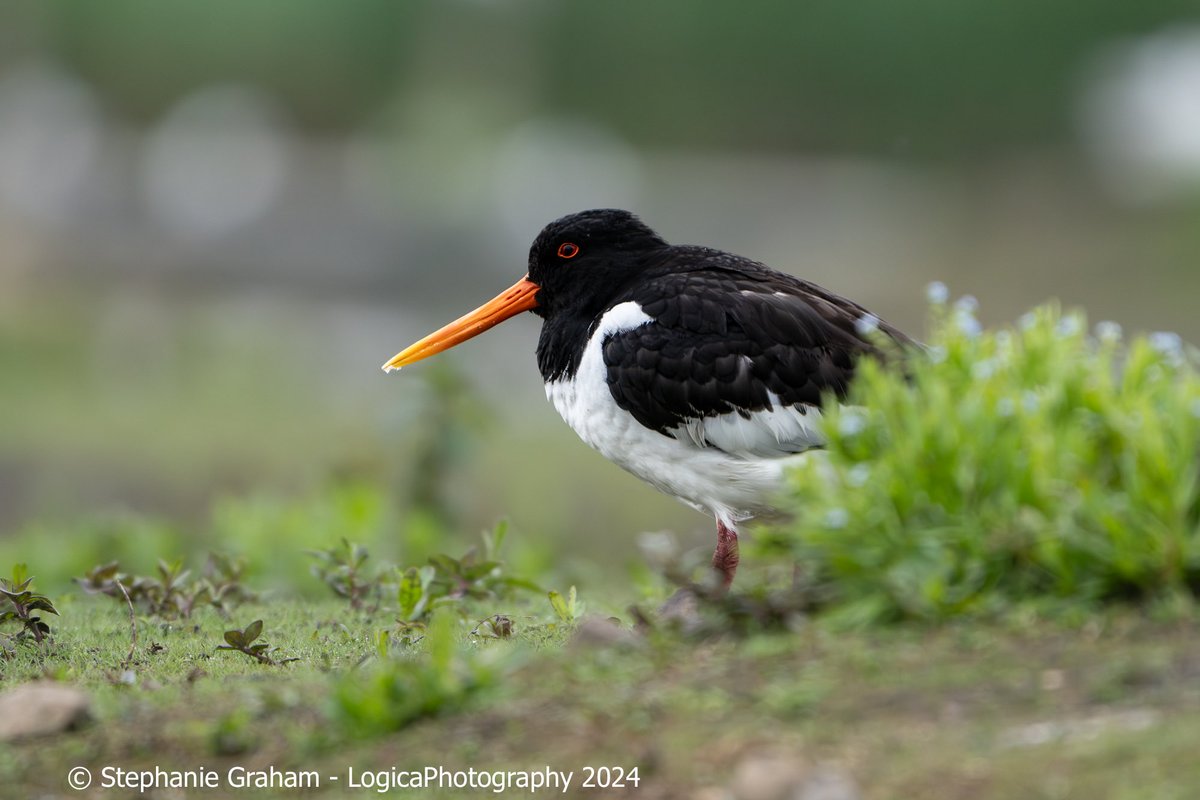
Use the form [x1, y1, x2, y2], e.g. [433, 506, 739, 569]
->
[0, 565, 59, 650]
[759, 294, 1200, 624]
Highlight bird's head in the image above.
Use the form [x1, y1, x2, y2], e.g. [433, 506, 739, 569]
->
[382, 209, 666, 372]
[526, 209, 666, 318]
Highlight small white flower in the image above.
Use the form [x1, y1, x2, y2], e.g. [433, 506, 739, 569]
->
[824, 508, 850, 529]
[855, 313, 880, 336]
[1055, 315, 1083, 338]
[926, 281, 950, 305]
[1095, 321, 1123, 343]
[838, 410, 868, 437]
[1149, 332, 1186, 368]
[847, 463, 871, 488]
[1149, 332, 1184, 363]
[954, 311, 982, 339]
[1022, 390, 1041, 413]
[954, 295, 979, 314]
[1018, 312, 1038, 331]
[928, 345, 947, 364]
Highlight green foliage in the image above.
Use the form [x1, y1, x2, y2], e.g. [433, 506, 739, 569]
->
[389, 522, 544, 643]
[308, 539, 377, 611]
[332, 610, 500, 737]
[547, 586, 580, 624]
[307, 521, 542, 627]
[25, 1, 1195, 155]
[396, 565, 436, 622]
[420, 521, 541, 606]
[76, 553, 254, 619]
[762, 297, 1200, 624]
[216, 619, 298, 666]
[0, 564, 59, 649]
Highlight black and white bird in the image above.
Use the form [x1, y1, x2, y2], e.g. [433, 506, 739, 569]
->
[383, 209, 913, 589]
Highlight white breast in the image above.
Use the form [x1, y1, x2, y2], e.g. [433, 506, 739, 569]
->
[544, 302, 813, 526]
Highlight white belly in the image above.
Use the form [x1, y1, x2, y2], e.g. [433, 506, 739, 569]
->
[544, 302, 809, 526]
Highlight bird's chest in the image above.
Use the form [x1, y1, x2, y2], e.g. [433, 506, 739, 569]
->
[546, 364, 706, 510]
[545, 372, 632, 458]
[543, 303, 652, 462]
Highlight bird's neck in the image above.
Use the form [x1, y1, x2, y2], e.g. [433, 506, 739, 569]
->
[536, 310, 595, 383]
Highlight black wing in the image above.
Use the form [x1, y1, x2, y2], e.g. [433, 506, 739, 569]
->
[601, 249, 910, 456]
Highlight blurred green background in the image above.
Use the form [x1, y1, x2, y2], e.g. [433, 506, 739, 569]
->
[2, 1, 1199, 584]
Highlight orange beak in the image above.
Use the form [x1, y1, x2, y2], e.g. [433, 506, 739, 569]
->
[381, 276, 541, 372]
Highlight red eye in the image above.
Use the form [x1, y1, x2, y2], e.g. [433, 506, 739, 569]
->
[557, 242, 580, 259]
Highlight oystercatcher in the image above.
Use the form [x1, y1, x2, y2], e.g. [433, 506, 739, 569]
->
[383, 209, 913, 589]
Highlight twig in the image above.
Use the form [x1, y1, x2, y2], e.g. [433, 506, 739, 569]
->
[115, 578, 137, 670]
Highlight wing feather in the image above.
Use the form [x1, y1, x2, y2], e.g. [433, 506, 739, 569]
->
[600, 261, 909, 459]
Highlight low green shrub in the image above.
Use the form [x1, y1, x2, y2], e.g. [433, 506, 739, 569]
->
[760, 293, 1200, 624]
[332, 610, 501, 736]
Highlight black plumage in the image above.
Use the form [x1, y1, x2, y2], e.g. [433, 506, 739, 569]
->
[530, 214, 913, 444]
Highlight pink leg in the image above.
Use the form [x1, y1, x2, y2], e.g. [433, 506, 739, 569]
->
[711, 519, 740, 590]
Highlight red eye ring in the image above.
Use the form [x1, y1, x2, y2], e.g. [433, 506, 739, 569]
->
[557, 242, 580, 259]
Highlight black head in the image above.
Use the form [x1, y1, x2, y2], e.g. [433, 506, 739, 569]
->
[526, 209, 667, 319]
[380, 209, 667, 377]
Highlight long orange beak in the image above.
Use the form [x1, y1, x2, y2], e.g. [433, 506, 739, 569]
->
[381, 276, 541, 372]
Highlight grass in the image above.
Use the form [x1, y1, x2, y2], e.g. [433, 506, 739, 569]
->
[2, 596, 1198, 798]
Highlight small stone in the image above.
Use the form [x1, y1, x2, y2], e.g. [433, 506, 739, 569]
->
[0, 682, 92, 741]
[793, 767, 861, 800]
[730, 752, 808, 800]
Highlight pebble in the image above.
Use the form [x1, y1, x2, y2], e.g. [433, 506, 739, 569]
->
[0, 682, 92, 741]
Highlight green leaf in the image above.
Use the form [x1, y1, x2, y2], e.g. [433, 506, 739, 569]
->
[429, 555, 461, 576]
[27, 598, 59, 615]
[223, 630, 246, 648]
[243, 620, 264, 644]
[418, 565, 436, 590]
[499, 576, 544, 593]
[397, 568, 426, 620]
[548, 590, 570, 623]
[93, 562, 121, 581]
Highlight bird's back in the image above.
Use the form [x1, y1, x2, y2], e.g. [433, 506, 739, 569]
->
[596, 246, 912, 458]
